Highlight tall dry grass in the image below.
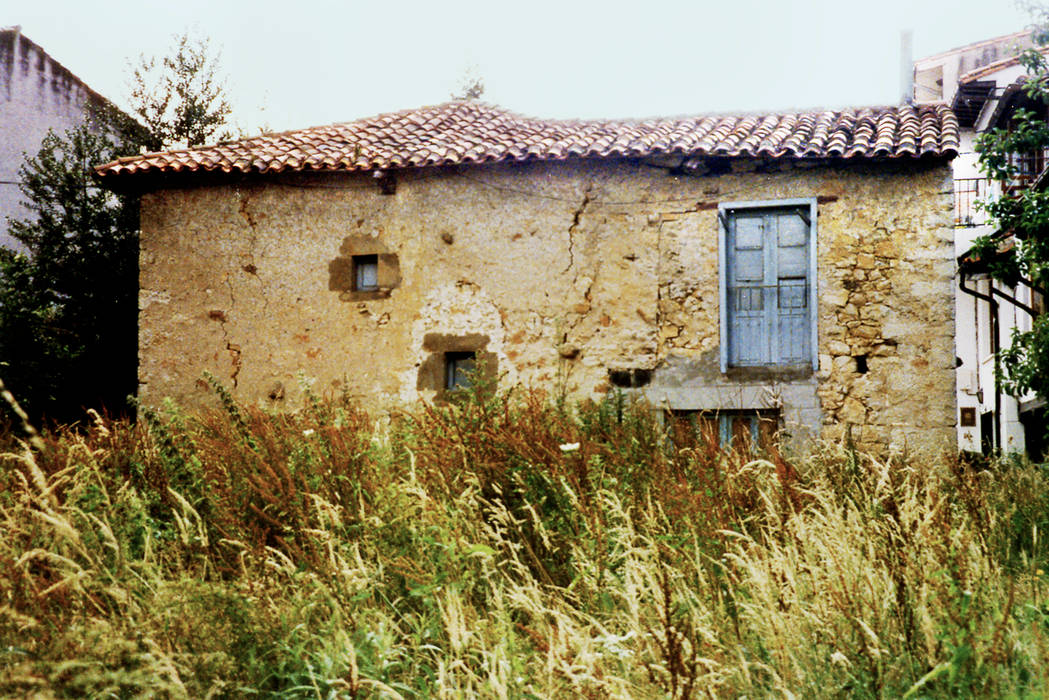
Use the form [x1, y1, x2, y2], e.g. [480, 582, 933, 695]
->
[1, 380, 1048, 697]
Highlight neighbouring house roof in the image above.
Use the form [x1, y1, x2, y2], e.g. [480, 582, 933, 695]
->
[916, 29, 1031, 65]
[959, 45, 1049, 84]
[95, 101, 959, 181]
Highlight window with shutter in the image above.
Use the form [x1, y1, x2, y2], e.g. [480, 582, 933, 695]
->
[719, 199, 817, 372]
[669, 409, 779, 452]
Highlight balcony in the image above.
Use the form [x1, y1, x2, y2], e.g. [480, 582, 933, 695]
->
[954, 177, 991, 228]
[955, 150, 1049, 228]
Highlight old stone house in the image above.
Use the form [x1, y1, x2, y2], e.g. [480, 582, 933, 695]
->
[96, 101, 959, 453]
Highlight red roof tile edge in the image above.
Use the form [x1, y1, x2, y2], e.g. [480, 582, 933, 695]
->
[95, 101, 959, 180]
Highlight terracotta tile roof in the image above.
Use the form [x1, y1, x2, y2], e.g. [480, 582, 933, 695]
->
[95, 101, 959, 180]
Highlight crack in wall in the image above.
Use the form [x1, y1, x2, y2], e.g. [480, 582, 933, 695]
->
[225, 340, 242, 388]
[220, 272, 242, 388]
[560, 276, 596, 349]
[236, 187, 270, 305]
[237, 187, 259, 231]
[655, 217, 666, 350]
[552, 182, 599, 386]
[563, 182, 593, 274]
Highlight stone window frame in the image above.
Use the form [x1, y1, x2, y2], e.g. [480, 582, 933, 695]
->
[417, 333, 498, 400]
[717, 197, 819, 374]
[328, 235, 401, 301]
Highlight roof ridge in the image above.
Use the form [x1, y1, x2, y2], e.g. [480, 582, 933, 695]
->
[135, 101, 915, 154]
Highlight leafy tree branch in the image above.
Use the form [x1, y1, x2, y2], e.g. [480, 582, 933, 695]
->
[129, 32, 232, 151]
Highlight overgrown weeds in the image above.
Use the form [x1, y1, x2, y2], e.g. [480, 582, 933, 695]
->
[1, 382, 1048, 697]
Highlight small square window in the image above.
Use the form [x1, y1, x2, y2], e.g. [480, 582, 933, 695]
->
[445, 351, 476, 390]
[960, 407, 977, 427]
[353, 255, 378, 291]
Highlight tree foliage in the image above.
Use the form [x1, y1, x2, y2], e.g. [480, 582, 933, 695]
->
[129, 32, 232, 151]
[973, 38, 1049, 408]
[0, 32, 232, 425]
[450, 65, 485, 101]
[0, 125, 139, 423]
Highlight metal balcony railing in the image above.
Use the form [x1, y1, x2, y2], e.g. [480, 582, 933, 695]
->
[954, 177, 991, 228]
[955, 150, 1049, 228]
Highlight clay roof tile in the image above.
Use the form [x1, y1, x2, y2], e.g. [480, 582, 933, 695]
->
[95, 100, 960, 180]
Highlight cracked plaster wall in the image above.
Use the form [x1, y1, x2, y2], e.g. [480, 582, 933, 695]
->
[138, 156, 956, 453]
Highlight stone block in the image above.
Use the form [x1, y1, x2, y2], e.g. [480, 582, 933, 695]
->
[827, 340, 850, 356]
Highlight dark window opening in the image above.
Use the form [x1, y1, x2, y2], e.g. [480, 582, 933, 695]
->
[608, 368, 652, 388]
[980, 411, 995, 455]
[1022, 405, 1048, 461]
[445, 351, 476, 390]
[353, 254, 378, 291]
[855, 355, 868, 374]
[960, 407, 977, 427]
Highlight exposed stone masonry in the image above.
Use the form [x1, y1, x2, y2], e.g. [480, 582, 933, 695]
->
[137, 156, 956, 453]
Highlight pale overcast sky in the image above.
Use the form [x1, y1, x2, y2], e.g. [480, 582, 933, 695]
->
[3, 0, 1037, 135]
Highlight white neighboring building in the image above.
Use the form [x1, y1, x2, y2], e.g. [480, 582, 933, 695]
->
[915, 31, 1046, 457]
[0, 26, 124, 250]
